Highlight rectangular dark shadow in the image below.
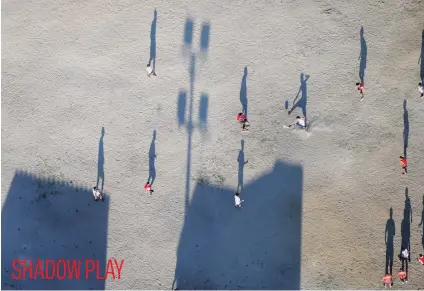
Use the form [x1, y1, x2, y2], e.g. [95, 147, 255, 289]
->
[200, 23, 210, 51]
[184, 19, 194, 46]
[178, 90, 187, 126]
[173, 160, 303, 289]
[198, 93, 208, 129]
[1, 171, 109, 290]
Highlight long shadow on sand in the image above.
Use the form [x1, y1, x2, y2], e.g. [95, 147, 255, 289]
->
[1, 171, 109, 289]
[359, 26, 367, 84]
[173, 160, 303, 289]
[420, 30, 424, 83]
[401, 188, 412, 258]
[419, 195, 424, 249]
[148, 130, 157, 185]
[97, 127, 105, 193]
[240, 67, 248, 118]
[149, 9, 157, 71]
[385, 207, 395, 275]
[403, 100, 409, 158]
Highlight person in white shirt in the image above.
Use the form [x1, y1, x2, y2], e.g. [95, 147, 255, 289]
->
[146, 63, 157, 77]
[92, 186, 104, 201]
[285, 116, 306, 130]
[418, 82, 423, 97]
[234, 192, 244, 208]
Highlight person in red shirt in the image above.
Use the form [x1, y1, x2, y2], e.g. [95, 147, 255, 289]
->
[399, 155, 407, 174]
[397, 268, 407, 284]
[236, 113, 249, 131]
[356, 82, 364, 100]
[418, 254, 424, 265]
[144, 182, 154, 194]
[382, 274, 393, 288]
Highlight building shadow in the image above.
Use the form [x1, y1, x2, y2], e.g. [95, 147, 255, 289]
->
[385, 207, 395, 275]
[403, 100, 409, 158]
[401, 188, 412, 259]
[173, 160, 303, 290]
[97, 127, 105, 193]
[237, 140, 248, 193]
[149, 9, 157, 71]
[148, 130, 157, 185]
[1, 171, 110, 289]
[359, 26, 367, 84]
[240, 67, 248, 118]
[288, 73, 309, 121]
[419, 195, 424, 249]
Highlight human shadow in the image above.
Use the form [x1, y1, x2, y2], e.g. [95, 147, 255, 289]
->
[173, 160, 303, 289]
[149, 9, 157, 71]
[400, 188, 412, 262]
[288, 73, 310, 121]
[403, 100, 409, 158]
[420, 30, 424, 83]
[237, 140, 248, 193]
[359, 26, 367, 84]
[148, 130, 157, 185]
[240, 67, 248, 118]
[97, 127, 105, 193]
[1, 171, 110, 289]
[419, 195, 424, 249]
[385, 207, 395, 275]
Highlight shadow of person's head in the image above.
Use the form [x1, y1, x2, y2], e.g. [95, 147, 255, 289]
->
[153, 129, 156, 140]
[241, 139, 245, 150]
[360, 26, 364, 38]
[101, 127, 105, 138]
[154, 9, 157, 18]
[390, 207, 393, 219]
[244, 66, 248, 76]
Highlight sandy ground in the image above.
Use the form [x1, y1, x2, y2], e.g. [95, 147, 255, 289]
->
[2, 0, 424, 289]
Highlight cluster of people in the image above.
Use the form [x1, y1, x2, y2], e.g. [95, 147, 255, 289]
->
[382, 250, 424, 287]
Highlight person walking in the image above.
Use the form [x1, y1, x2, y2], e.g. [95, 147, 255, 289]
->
[356, 82, 364, 100]
[400, 155, 407, 175]
[234, 192, 244, 208]
[418, 83, 423, 98]
[237, 113, 249, 131]
[92, 186, 104, 201]
[144, 182, 154, 194]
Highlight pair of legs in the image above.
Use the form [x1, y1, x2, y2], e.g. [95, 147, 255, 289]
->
[402, 166, 407, 175]
[240, 119, 249, 131]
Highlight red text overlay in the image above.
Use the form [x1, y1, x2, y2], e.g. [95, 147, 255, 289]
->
[11, 258, 124, 280]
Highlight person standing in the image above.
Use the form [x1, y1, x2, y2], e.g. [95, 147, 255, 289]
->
[144, 182, 154, 194]
[397, 268, 407, 284]
[400, 155, 407, 175]
[382, 274, 393, 288]
[234, 192, 244, 208]
[418, 83, 423, 98]
[92, 186, 104, 201]
[146, 63, 157, 77]
[237, 113, 249, 131]
[418, 254, 424, 265]
[356, 82, 364, 100]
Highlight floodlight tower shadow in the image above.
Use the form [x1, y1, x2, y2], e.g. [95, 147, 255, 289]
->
[178, 19, 210, 210]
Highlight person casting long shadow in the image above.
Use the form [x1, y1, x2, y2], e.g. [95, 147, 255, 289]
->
[288, 73, 310, 121]
[237, 140, 248, 193]
[240, 67, 248, 118]
[419, 195, 424, 249]
[148, 130, 157, 185]
[403, 100, 409, 158]
[385, 207, 395, 275]
[359, 26, 367, 84]
[149, 9, 157, 71]
[400, 188, 412, 267]
[97, 127, 105, 193]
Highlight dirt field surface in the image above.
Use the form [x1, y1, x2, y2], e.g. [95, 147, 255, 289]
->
[2, 0, 424, 289]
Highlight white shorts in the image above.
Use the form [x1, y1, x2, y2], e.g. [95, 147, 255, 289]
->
[93, 190, 101, 198]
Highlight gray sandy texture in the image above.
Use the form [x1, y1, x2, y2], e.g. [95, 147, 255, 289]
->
[2, 0, 424, 289]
